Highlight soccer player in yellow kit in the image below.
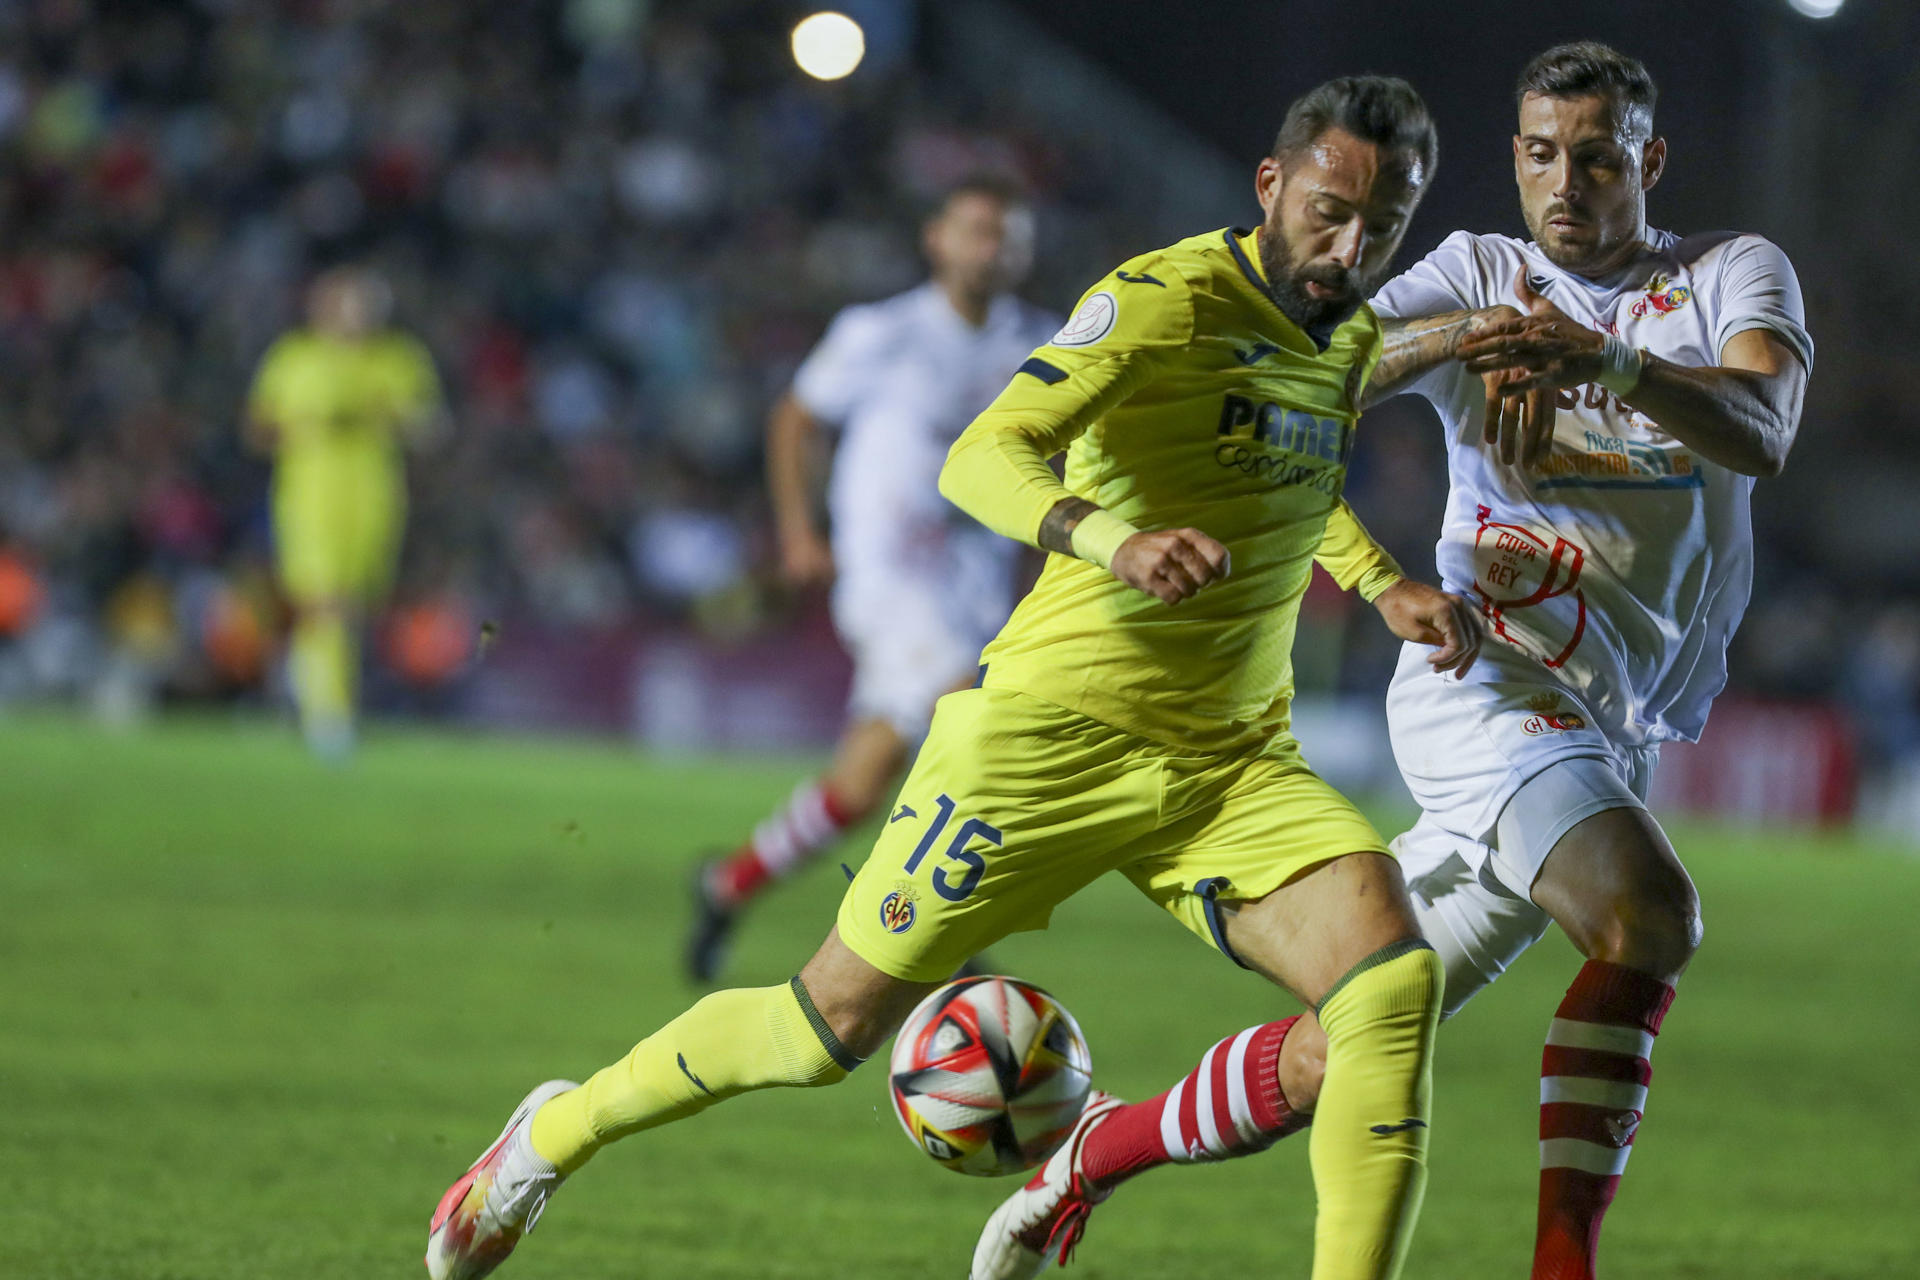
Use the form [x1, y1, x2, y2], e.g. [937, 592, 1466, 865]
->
[247, 268, 443, 758]
[426, 77, 1482, 1280]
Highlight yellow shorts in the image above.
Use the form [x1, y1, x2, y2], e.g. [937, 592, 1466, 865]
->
[836, 687, 1390, 983]
[272, 455, 404, 604]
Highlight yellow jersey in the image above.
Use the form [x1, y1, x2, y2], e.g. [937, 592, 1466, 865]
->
[247, 330, 441, 469]
[939, 227, 1402, 753]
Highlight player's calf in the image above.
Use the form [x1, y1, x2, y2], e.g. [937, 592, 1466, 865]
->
[701, 778, 864, 910]
[520, 930, 929, 1177]
[972, 1019, 1313, 1280]
[523, 976, 863, 1178]
[1527, 808, 1693, 1280]
[1305, 939, 1445, 1280]
[689, 723, 910, 982]
[1077, 1017, 1311, 1191]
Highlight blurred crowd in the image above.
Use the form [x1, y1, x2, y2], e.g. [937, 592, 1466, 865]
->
[3, 0, 1917, 818]
[0, 0, 1148, 713]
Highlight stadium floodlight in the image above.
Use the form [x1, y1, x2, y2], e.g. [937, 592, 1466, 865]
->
[1785, 0, 1844, 17]
[791, 11, 866, 80]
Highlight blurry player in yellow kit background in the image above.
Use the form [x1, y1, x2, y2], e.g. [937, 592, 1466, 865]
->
[247, 267, 444, 758]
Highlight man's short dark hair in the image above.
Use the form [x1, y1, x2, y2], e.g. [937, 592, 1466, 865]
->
[932, 173, 1025, 219]
[1270, 76, 1438, 187]
[1515, 42, 1657, 136]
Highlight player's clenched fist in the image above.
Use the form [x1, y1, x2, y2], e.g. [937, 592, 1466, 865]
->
[1110, 528, 1231, 605]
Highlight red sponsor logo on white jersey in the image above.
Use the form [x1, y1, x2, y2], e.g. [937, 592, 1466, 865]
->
[1472, 506, 1587, 669]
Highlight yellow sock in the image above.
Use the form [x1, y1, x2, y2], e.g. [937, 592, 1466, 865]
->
[289, 613, 356, 732]
[529, 978, 858, 1175]
[1308, 940, 1445, 1280]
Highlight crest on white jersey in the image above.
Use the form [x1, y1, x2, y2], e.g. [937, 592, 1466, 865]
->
[1471, 505, 1588, 670]
[1051, 291, 1117, 347]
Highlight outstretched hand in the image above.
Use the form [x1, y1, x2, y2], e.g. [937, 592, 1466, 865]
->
[1110, 528, 1231, 605]
[1372, 578, 1483, 679]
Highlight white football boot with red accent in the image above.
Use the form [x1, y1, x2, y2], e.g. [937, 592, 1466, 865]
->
[425, 1079, 579, 1280]
[970, 1090, 1124, 1280]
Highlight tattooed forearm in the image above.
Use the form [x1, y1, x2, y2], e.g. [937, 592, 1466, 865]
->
[1363, 308, 1511, 409]
[1037, 496, 1103, 556]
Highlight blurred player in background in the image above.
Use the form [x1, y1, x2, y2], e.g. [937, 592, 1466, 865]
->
[1262, 44, 1812, 1280]
[247, 267, 444, 759]
[686, 178, 1059, 981]
[427, 76, 1485, 1280]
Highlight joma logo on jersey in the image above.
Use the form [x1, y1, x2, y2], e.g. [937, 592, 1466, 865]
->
[1215, 395, 1351, 464]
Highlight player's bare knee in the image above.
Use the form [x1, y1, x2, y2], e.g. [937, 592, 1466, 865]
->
[1634, 862, 1701, 962]
[833, 783, 885, 825]
[1644, 890, 1704, 969]
[833, 765, 908, 824]
[1579, 887, 1701, 979]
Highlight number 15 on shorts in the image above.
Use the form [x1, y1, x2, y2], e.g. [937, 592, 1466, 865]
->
[901, 794, 1001, 901]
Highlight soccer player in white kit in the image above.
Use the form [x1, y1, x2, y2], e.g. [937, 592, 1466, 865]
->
[688, 178, 1060, 981]
[1213, 43, 1812, 1280]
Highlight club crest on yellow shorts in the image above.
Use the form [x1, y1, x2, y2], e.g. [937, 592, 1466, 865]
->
[879, 883, 920, 934]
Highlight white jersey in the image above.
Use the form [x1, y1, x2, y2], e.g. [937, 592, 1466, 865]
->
[1371, 228, 1813, 747]
[791, 283, 1059, 733]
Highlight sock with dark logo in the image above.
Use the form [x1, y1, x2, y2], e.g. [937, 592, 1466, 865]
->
[528, 977, 859, 1175]
[1533, 960, 1676, 1280]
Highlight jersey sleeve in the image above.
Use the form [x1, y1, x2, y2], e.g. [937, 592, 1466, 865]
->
[1368, 231, 1485, 321]
[1708, 235, 1814, 373]
[1366, 231, 1491, 407]
[790, 305, 886, 427]
[939, 260, 1197, 548]
[1314, 500, 1405, 601]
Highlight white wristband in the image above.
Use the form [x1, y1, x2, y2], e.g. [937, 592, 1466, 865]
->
[1067, 508, 1139, 571]
[1596, 334, 1645, 396]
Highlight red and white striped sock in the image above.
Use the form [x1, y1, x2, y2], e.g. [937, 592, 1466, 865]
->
[709, 780, 857, 905]
[1079, 1017, 1309, 1191]
[1534, 960, 1677, 1280]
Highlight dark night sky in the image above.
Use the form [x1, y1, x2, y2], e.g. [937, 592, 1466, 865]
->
[997, 0, 1813, 260]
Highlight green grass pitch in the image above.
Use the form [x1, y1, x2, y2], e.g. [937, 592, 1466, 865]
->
[2, 713, 1916, 1278]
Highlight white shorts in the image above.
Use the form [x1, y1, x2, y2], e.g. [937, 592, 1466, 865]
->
[832, 580, 998, 742]
[1386, 643, 1660, 1015]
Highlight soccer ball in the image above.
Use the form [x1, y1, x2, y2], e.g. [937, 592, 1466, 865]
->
[887, 975, 1093, 1177]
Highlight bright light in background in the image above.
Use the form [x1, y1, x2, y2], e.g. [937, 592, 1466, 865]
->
[1785, 0, 1845, 17]
[792, 11, 866, 81]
